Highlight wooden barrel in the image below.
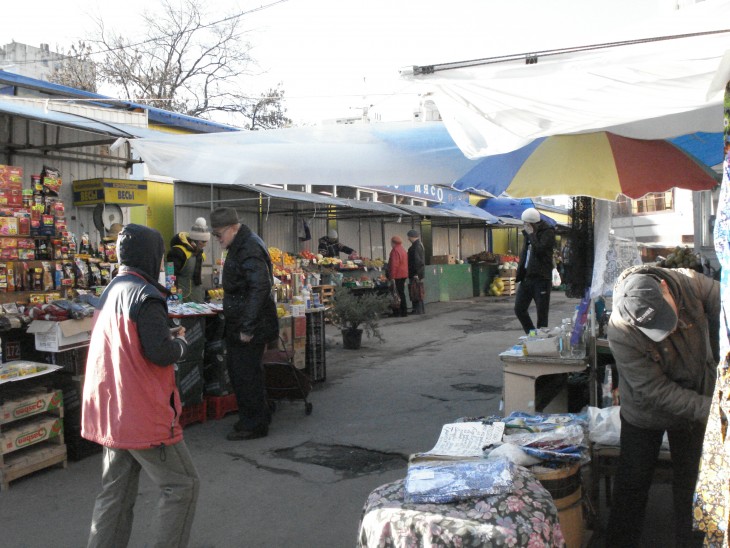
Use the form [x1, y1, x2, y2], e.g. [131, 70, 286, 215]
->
[531, 463, 583, 548]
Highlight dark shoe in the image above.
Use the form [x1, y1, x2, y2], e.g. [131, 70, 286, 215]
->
[227, 424, 268, 441]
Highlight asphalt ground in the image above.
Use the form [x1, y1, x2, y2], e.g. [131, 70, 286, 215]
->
[1, 293, 675, 547]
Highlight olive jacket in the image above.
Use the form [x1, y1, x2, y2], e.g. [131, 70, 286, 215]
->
[607, 265, 720, 430]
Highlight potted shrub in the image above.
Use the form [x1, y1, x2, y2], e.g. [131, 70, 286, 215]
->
[329, 286, 390, 349]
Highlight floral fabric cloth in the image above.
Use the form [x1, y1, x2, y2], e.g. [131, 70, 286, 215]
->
[357, 465, 565, 547]
[693, 81, 730, 547]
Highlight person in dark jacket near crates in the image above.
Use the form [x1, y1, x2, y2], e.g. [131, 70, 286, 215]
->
[606, 265, 719, 547]
[210, 207, 279, 441]
[514, 207, 555, 333]
[82, 224, 199, 548]
[407, 229, 426, 315]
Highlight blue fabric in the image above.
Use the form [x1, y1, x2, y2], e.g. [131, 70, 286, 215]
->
[431, 201, 500, 223]
[478, 197, 558, 226]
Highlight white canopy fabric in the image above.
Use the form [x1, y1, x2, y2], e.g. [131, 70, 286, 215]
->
[128, 122, 479, 187]
[402, 0, 730, 158]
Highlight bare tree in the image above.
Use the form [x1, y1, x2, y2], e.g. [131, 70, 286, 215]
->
[230, 84, 292, 130]
[49, 41, 98, 92]
[89, 0, 288, 128]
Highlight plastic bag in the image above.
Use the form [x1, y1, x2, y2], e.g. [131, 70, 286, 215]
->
[587, 406, 621, 446]
[389, 281, 401, 310]
[404, 457, 516, 504]
[552, 267, 562, 288]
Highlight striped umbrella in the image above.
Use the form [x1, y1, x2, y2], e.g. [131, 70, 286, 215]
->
[453, 132, 719, 201]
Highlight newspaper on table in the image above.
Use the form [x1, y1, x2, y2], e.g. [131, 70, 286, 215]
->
[410, 421, 505, 463]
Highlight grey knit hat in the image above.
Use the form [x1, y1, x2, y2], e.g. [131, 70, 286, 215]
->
[210, 207, 239, 229]
[189, 217, 211, 242]
[407, 229, 419, 238]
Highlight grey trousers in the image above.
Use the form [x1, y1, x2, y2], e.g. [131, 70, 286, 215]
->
[88, 441, 200, 548]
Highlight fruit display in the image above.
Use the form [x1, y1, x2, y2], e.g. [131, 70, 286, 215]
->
[298, 250, 317, 261]
[498, 261, 518, 271]
[362, 258, 385, 269]
[488, 277, 506, 296]
[268, 247, 296, 268]
[318, 257, 342, 267]
[467, 251, 496, 264]
[656, 246, 704, 271]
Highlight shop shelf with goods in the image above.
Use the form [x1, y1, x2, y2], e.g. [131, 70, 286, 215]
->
[0, 361, 66, 490]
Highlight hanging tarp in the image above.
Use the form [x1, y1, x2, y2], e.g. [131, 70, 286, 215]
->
[402, 0, 730, 158]
[128, 122, 481, 188]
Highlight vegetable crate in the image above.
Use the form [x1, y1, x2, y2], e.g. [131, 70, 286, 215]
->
[179, 401, 207, 428]
[206, 393, 238, 420]
[499, 277, 517, 296]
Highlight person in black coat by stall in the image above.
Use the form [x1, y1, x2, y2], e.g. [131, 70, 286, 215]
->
[407, 229, 426, 315]
[514, 207, 556, 333]
[210, 208, 279, 441]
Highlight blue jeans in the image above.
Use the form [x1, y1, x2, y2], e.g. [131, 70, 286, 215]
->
[606, 414, 706, 548]
[514, 278, 551, 333]
[225, 338, 271, 430]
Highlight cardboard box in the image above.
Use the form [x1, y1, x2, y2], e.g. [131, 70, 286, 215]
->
[293, 316, 307, 339]
[1, 415, 63, 455]
[26, 318, 94, 352]
[0, 389, 63, 425]
[431, 254, 456, 265]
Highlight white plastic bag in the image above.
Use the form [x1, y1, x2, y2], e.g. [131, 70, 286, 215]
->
[587, 406, 621, 446]
[552, 267, 562, 288]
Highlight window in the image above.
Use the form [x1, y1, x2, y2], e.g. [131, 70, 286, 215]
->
[615, 191, 674, 216]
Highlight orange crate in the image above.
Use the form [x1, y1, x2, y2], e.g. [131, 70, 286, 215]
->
[206, 394, 238, 420]
[179, 401, 207, 428]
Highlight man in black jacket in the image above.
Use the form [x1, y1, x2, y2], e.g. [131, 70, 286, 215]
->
[210, 208, 279, 441]
[407, 229, 426, 315]
[514, 208, 556, 333]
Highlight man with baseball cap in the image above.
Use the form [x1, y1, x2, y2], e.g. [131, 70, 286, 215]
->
[607, 265, 719, 547]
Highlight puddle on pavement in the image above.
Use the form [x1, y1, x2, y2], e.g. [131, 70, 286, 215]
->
[451, 382, 502, 394]
[272, 442, 407, 478]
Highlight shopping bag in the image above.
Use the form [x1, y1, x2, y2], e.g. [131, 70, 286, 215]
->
[409, 277, 425, 301]
[389, 281, 401, 310]
[551, 267, 562, 288]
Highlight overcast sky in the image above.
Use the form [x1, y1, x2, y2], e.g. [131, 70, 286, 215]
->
[5, 0, 688, 124]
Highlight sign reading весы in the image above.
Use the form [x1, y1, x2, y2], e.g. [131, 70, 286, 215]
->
[72, 178, 148, 206]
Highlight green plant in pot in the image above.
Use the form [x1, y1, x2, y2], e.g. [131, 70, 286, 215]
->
[329, 286, 390, 349]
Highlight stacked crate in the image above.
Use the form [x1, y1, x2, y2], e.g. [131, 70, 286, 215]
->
[0, 386, 67, 490]
[305, 309, 326, 382]
[52, 346, 102, 461]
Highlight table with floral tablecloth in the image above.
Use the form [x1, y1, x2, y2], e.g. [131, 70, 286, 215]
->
[357, 465, 565, 547]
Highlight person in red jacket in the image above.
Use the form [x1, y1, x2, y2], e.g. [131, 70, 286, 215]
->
[388, 235, 409, 317]
[82, 224, 199, 548]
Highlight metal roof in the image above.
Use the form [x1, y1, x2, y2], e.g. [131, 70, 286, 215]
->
[0, 96, 142, 138]
[0, 70, 239, 134]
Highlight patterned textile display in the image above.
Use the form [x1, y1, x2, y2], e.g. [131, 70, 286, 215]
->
[693, 81, 730, 547]
[357, 465, 565, 547]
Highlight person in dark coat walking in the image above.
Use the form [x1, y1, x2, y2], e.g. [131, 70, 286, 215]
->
[407, 229, 426, 314]
[514, 207, 556, 333]
[210, 208, 279, 441]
